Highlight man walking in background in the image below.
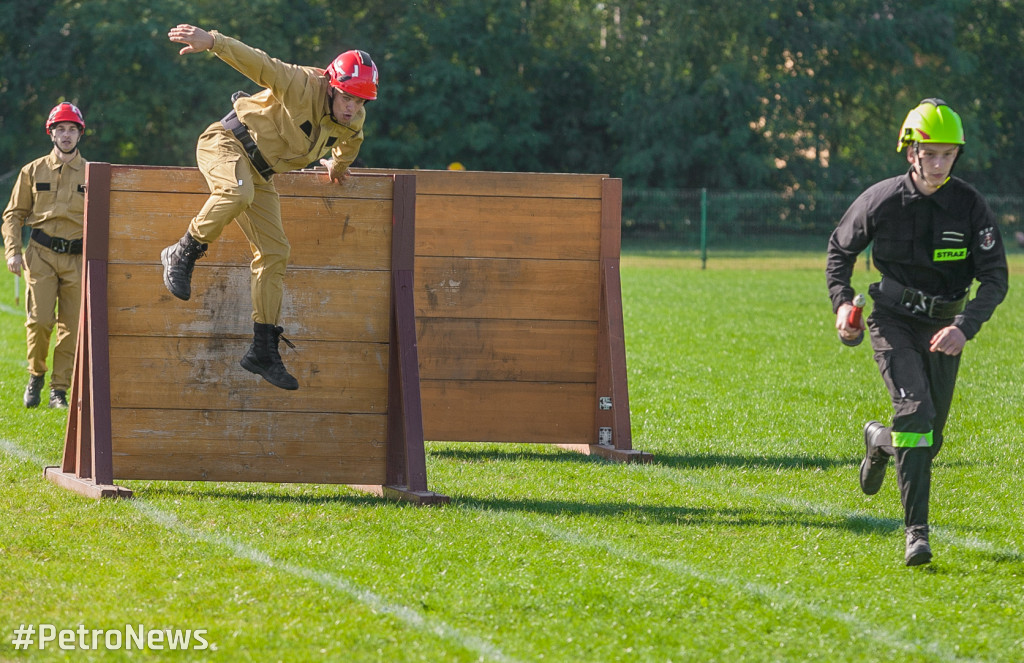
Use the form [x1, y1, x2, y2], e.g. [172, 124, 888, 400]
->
[827, 99, 1008, 566]
[160, 24, 378, 390]
[3, 102, 88, 409]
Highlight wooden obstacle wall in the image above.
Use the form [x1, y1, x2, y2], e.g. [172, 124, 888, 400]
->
[46, 164, 443, 502]
[358, 169, 647, 462]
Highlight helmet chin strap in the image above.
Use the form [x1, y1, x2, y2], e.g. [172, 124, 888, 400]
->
[912, 143, 961, 191]
[52, 134, 80, 156]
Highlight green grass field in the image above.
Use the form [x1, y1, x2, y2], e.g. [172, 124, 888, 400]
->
[2, 250, 1022, 662]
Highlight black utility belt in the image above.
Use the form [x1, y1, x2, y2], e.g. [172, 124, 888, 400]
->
[31, 228, 82, 255]
[878, 277, 967, 319]
[220, 110, 275, 180]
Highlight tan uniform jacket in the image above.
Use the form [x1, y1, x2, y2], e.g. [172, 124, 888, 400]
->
[210, 31, 365, 178]
[2, 151, 86, 262]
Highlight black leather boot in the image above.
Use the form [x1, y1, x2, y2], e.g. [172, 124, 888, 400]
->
[859, 421, 890, 495]
[49, 388, 68, 409]
[160, 231, 208, 301]
[240, 322, 299, 390]
[23, 374, 44, 408]
[905, 525, 932, 566]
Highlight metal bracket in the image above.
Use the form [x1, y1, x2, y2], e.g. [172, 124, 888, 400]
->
[598, 396, 613, 411]
[598, 427, 613, 445]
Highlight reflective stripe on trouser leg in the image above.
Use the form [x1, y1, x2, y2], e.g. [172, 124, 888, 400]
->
[871, 314, 960, 459]
[892, 430, 933, 448]
[870, 308, 961, 529]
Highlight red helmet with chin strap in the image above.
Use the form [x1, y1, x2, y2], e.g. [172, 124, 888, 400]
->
[46, 102, 85, 134]
[326, 50, 378, 101]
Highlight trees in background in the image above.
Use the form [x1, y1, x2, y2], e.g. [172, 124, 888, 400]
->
[2, 0, 1023, 194]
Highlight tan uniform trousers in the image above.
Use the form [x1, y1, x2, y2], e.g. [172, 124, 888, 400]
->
[23, 240, 81, 391]
[188, 123, 290, 325]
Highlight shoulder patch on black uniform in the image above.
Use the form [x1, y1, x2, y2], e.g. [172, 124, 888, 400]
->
[979, 226, 997, 251]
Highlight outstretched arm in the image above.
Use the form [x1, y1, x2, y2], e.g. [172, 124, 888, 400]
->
[168, 24, 215, 55]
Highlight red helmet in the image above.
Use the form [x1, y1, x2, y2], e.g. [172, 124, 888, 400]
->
[326, 50, 378, 101]
[46, 102, 85, 134]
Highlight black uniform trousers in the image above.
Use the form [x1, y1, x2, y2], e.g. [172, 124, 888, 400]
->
[867, 299, 961, 529]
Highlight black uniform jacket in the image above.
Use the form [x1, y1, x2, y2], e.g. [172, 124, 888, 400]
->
[826, 171, 1008, 340]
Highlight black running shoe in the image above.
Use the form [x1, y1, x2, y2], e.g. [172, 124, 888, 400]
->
[859, 421, 889, 495]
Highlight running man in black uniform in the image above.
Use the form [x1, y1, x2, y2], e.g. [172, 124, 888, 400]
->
[826, 99, 1009, 566]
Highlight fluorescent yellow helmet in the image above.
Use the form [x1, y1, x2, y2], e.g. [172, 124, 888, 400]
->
[896, 98, 965, 152]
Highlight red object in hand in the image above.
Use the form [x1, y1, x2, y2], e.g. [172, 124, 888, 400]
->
[841, 293, 866, 347]
[847, 293, 865, 327]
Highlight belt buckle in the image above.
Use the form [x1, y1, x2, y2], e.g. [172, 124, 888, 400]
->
[900, 288, 930, 315]
[51, 237, 70, 254]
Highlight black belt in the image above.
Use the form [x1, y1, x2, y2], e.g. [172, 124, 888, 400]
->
[220, 110, 275, 180]
[31, 228, 82, 255]
[879, 277, 968, 319]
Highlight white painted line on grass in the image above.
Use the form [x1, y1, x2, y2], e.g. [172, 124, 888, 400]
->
[0, 437, 516, 663]
[483, 507, 978, 663]
[0, 437, 46, 465]
[131, 500, 519, 663]
[641, 462, 1023, 560]
[1, 301, 23, 316]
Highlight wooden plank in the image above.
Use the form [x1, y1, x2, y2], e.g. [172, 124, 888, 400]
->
[108, 336, 389, 413]
[596, 178, 634, 452]
[106, 192, 393, 269]
[112, 451, 386, 484]
[415, 257, 599, 321]
[111, 409, 385, 446]
[86, 260, 114, 484]
[110, 164, 394, 199]
[110, 409, 386, 468]
[414, 195, 601, 260]
[386, 174, 432, 492]
[354, 168, 607, 199]
[105, 264, 391, 342]
[416, 318, 597, 382]
[420, 381, 595, 443]
[44, 467, 133, 499]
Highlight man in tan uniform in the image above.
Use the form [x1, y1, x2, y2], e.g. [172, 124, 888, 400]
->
[160, 24, 378, 390]
[3, 102, 88, 409]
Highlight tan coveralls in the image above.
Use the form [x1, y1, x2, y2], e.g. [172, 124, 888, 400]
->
[2, 151, 86, 391]
[189, 32, 365, 324]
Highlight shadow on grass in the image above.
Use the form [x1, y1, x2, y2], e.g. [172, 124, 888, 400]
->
[452, 494, 903, 536]
[652, 452, 849, 471]
[429, 446, 608, 465]
[124, 482, 388, 507]
[430, 446, 852, 472]
[431, 446, 978, 472]
[429, 447, 907, 535]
